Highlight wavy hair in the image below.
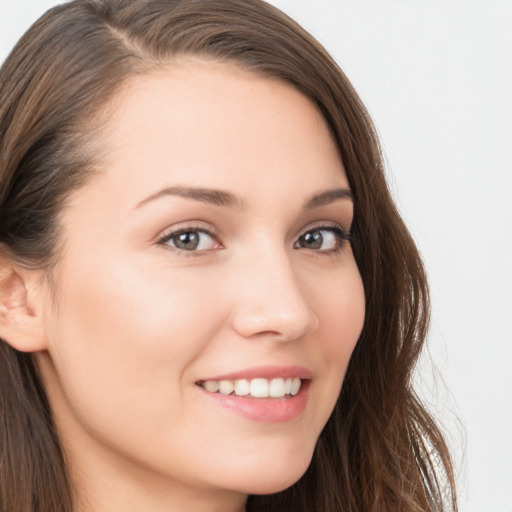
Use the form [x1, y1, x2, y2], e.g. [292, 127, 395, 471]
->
[0, 1, 457, 510]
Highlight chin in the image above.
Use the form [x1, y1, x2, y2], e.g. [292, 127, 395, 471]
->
[244, 471, 308, 496]
[221, 447, 314, 495]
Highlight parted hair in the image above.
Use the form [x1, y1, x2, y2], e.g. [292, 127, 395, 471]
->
[0, 1, 457, 511]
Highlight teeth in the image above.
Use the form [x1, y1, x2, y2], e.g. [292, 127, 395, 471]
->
[218, 380, 234, 395]
[290, 377, 301, 396]
[250, 378, 269, 398]
[203, 380, 219, 393]
[200, 377, 303, 398]
[234, 379, 250, 396]
[269, 378, 285, 397]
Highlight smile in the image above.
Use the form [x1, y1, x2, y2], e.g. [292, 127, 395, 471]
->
[198, 377, 302, 398]
[195, 366, 312, 422]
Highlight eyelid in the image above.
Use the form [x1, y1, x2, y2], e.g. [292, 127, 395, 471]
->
[154, 220, 352, 256]
[296, 221, 351, 239]
[156, 223, 222, 254]
[294, 221, 352, 252]
[155, 219, 217, 240]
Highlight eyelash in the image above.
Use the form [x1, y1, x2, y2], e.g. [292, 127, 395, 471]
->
[156, 222, 351, 257]
[294, 223, 351, 255]
[157, 225, 221, 256]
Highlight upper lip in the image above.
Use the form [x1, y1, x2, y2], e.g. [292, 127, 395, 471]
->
[198, 365, 313, 382]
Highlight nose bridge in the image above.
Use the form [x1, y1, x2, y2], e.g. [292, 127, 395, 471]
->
[229, 241, 319, 340]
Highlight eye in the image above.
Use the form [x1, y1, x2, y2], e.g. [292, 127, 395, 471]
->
[294, 225, 349, 253]
[159, 228, 220, 252]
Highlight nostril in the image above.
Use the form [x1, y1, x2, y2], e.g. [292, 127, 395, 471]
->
[229, 305, 317, 341]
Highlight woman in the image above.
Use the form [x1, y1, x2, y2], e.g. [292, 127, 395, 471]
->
[0, 0, 457, 511]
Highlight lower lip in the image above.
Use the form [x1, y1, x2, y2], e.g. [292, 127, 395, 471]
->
[198, 380, 311, 423]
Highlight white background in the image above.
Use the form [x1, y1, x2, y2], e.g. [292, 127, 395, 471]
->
[1, 1, 511, 511]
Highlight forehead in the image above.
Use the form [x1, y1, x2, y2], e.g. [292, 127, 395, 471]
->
[70, 59, 348, 212]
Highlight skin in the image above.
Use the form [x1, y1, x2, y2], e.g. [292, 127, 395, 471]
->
[27, 61, 366, 511]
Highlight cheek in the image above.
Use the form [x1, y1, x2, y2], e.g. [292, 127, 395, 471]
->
[315, 261, 365, 359]
[256, 260, 365, 488]
[54, 252, 220, 349]
[307, 260, 365, 412]
[44, 256, 223, 431]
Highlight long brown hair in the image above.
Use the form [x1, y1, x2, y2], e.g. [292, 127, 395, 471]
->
[0, 1, 457, 511]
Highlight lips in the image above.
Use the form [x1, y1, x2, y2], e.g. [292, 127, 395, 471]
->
[198, 365, 313, 382]
[196, 365, 312, 422]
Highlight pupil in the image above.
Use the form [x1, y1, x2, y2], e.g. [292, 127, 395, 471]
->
[176, 231, 199, 250]
[303, 230, 323, 249]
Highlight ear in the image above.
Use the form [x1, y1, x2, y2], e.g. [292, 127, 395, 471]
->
[0, 258, 48, 353]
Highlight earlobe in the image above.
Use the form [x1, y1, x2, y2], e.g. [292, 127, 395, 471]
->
[0, 261, 48, 353]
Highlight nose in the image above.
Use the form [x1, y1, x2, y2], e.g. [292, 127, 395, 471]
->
[228, 250, 319, 342]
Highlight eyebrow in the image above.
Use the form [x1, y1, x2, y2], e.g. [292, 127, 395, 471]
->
[134, 185, 353, 210]
[135, 186, 245, 210]
[303, 188, 354, 209]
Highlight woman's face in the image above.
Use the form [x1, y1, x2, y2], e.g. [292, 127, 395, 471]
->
[36, 61, 365, 507]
